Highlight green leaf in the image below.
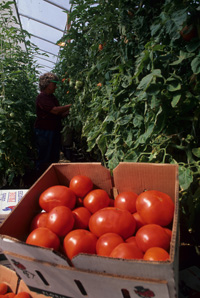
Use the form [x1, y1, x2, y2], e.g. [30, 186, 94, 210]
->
[137, 69, 163, 90]
[137, 73, 153, 90]
[150, 23, 161, 36]
[179, 166, 193, 191]
[124, 131, 133, 147]
[167, 81, 181, 92]
[0, 108, 7, 115]
[107, 154, 120, 170]
[133, 115, 144, 127]
[170, 51, 194, 65]
[192, 148, 200, 158]
[191, 56, 200, 74]
[118, 114, 132, 126]
[171, 93, 181, 107]
[146, 83, 160, 95]
[135, 123, 154, 146]
[124, 150, 140, 162]
[186, 40, 200, 53]
[96, 134, 107, 155]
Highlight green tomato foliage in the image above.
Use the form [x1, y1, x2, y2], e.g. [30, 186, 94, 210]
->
[0, 1, 39, 187]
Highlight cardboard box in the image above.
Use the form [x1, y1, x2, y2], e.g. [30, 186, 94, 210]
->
[0, 162, 179, 298]
[0, 189, 28, 225]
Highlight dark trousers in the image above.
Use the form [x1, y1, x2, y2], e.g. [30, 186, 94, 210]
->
[34, 128, 61, 173]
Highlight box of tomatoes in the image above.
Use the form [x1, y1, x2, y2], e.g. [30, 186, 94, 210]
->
[0, 162, 179, 298]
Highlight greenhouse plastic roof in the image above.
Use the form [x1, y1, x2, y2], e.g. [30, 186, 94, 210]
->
[14, 0, 71, 75]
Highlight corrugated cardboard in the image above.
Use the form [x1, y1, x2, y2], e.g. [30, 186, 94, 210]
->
[0, 264, 52, 298]
[0, 162, 179, 298]
[0, 265, 19, 293]
[0, 189, 28, 225]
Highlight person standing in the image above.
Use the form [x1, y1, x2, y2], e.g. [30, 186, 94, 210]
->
[34, 72, 71, 174]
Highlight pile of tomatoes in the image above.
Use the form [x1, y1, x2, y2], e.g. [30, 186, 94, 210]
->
[0, 282, 31, 298]
[25, 175, 175, 263]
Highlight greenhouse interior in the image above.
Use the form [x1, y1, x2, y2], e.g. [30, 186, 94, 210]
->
[0, 1, 200, 297]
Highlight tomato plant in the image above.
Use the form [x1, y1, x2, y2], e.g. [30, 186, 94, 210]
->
[143, 247, 170, 261]
[83, 189, 110, 213]
[96, 232, 124, 257]
[72, 206, 91, 229]
[136, 190, 174, 226]
[89, 207, 136, 239]
[46, 206, 74, 237]
[69, 175, 93, 197]
[63, 229, 97, 260]
[39, 185, 76, 212]
[114, 191, 138, 213]
[26, 227, 60, 250]
[0, 1, 39, 188]
[109, 242, 144, 260]
[135, 224, 170, 253]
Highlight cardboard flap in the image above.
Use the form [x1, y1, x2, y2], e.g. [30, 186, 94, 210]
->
[18, 280, 52, 298]
[113, 162, 179, 200]
[72, 253, 173, 280]
[0, 236, 71, 266]
[5, 255, 171, 298]
[0, 265, 19, 293]
[51, 162, 113, 196]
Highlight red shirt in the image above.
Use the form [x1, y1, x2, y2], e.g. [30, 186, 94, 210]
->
[34, 92, 62, 131]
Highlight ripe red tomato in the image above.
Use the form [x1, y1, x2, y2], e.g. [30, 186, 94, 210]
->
[0, 282, 8, 295]
[125, 236, 137, 244]
[26, 227, 60, 250]
[83, 189, 110, 213]
[109, 242, 144, 260]
[125, 236, 143, 252]
[143, 247, 170, 261]
[96, 233, 124, 257]
[15, 293, 31, 298]
[98, 44, 103, 51]
[180, 24, 197, 41]
[164, 228, 172, 241]
[89, 207, 136, 239]
[114, 191, 138, 213]
[136, 190, 174, 226]
[72, 207, 92, 229]
[135, 224, 170, 253]
[46, 206, 74, 237]
[69, 175, 93, 198]
[5, 293, 16, 298]
[63, 229, 97, 260]
[39, 185, 76, 212]
[29, 212, 48, 231]
[132, 212, 146, 231]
